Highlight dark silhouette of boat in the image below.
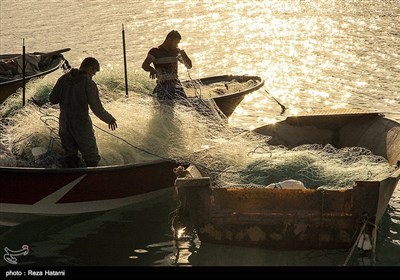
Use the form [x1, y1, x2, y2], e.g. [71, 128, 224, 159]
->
[0, 48, 71, 104]
[175, 110, 400, 249]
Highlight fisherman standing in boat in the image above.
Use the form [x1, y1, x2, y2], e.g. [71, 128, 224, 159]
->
[49, 57, 117, 168]
[141, 30, 192, 103]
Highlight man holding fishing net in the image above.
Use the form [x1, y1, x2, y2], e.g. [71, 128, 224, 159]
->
[142, 30, 192, 103]
[50, 57, 117, 168]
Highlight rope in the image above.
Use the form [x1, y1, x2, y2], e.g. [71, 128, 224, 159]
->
[371, 224, 377, 265]
[186, 68, 202, 98]
[35, 103, 179, 164]
[169, 181, 186, 265]
[32, 100, 237, 174]
[319, 189, 325, 248]
[343, 216, 369, 266]
[38, 105, 61, 152]
[92, 123, 177, 163]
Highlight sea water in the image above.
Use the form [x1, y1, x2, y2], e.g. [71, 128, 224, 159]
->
[0, 0, 399, 267]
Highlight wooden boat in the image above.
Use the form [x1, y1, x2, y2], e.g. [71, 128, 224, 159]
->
[0, 73, 262, 226]
[0, 48, 71, 104]
[183, 74, 264, 117]
[175, 110, 400, 249]
[0, 159, 183, 226]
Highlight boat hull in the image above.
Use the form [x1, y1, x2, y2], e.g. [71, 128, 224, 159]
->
[0, 50, 69, 104]
[178, 174, 399, 249]
[185, 74, 264, 117]
[0, 160, 180, 225]
[176, 111, 400, 249]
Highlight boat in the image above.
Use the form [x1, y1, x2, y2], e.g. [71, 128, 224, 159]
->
[0, 48, 71, 104]
[175, 110, 400, 249]
[0, 159, 182, 226]
[0, 73, 262, 226]
[183, 74, 264, 117]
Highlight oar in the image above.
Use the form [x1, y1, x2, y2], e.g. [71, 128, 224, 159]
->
[263, 88, 286, 115]
[39, 48, 71, 57]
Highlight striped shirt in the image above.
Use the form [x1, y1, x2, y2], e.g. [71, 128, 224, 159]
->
[146, 46, 181, 82]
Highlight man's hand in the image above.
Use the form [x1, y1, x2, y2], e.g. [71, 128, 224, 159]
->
[108, 121, 118, 131]
[179, 49, 192, 69]
[142, 57, 157, 79]
[149, 68, 157, 79]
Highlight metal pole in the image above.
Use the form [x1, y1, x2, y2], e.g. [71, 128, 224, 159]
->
[22, 38, 26, 106]
[122, 24, 129, 97]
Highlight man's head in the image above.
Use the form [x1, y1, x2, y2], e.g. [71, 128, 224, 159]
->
[80, 57, 100, 77]
[165, 30, 182, 50]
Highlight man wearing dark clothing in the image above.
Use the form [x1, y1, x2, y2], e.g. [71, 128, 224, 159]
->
[50, 57, 117, 168]
[142, 30, 192, 102]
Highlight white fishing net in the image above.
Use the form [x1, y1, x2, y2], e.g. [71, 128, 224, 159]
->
[183, 78, 259, 98]
[0, 68, 395, 190]
[215, 144, 395, 190]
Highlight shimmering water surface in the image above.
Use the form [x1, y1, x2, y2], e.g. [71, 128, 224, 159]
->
[0, 0, 399, 266]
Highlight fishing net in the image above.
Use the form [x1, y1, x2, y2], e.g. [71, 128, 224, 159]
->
[0, 68, 395, 190]
[183, 78, 259, 99]
[215, 144, 394, 190]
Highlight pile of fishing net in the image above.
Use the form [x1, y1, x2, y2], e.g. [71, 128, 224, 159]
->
[0, 69, 395, 190]
[212, 143, 395, 190]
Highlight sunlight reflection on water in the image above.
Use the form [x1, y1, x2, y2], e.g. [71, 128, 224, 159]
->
[1, 0, 399, 266]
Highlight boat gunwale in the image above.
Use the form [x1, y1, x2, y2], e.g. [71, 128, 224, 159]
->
[184, 74, 265, 100]
[0, 53, 66, 86]
[0, 159, 174, 174]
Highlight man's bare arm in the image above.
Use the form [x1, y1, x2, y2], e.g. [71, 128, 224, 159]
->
[142, 57, 157, 79]
[180, 50, 192, 69]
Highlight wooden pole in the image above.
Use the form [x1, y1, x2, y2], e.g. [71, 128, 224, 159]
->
[122, 24, 129, 97]
[22, 38, 26, 106]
